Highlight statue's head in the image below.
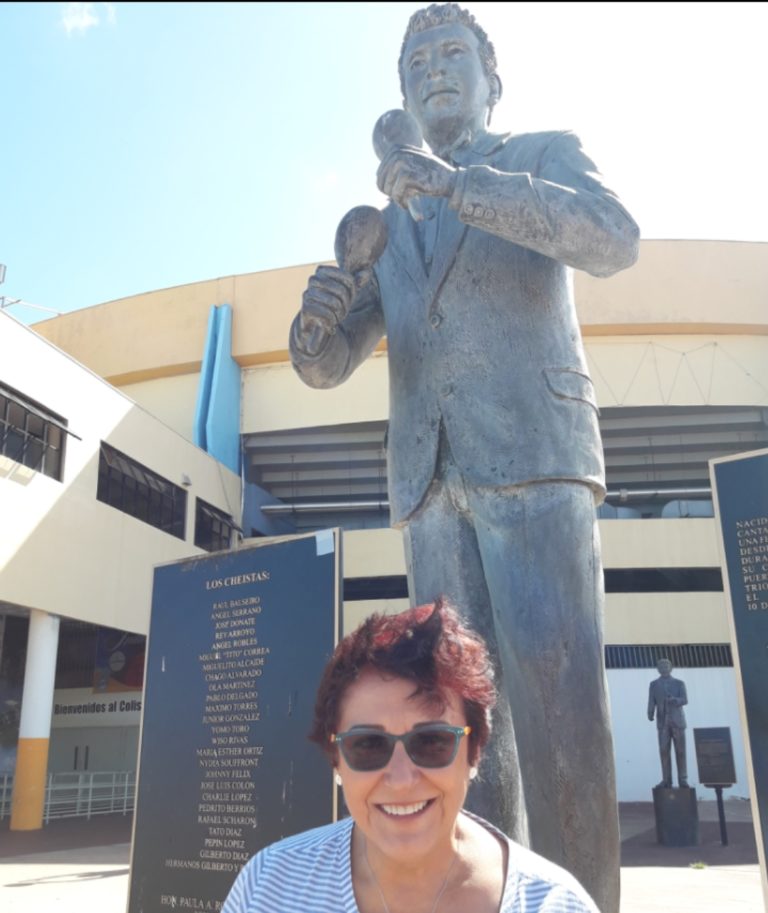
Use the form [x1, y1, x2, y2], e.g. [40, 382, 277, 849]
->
[398, 3, 502, 145]
[656, 658, 673, 677]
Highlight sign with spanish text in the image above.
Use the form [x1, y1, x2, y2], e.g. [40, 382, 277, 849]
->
[51, 688, 143, 727]
[710, 447, 768, 906]
[127, 531, 340, 913]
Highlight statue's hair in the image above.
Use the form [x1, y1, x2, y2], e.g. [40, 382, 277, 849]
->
[398, 3, 498, 100]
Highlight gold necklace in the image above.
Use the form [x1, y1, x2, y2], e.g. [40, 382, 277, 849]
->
[363, 837, 459, 913]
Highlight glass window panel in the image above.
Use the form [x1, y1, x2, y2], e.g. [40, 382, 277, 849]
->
[47, 424, 62, 449]
[96, 442, 186, 539]
[7, 401, 24, 429]
[135, 485, 149, 521]
[45, 445, 62, 480]
[195, 498, 233, 552]
[0, 386, 67, 480]
[24, 438, 44, 470]
[27, 413, 45, 440]
[5, 429, 24, 462]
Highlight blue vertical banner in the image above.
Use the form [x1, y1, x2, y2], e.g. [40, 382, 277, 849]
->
[128, 530, 341, 913]
[710, 447, 768, 906]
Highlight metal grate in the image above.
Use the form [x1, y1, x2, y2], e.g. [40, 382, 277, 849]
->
[605, 643, 733, 669]
[243, 406, 768, 511]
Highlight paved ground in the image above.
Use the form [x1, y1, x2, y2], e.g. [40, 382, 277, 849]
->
[0, 800, 764, 912]
[618, 800, 763, 912]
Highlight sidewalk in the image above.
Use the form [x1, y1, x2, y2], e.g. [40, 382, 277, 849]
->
[0, 801, 763, 912]
[618, 799, 763, 912]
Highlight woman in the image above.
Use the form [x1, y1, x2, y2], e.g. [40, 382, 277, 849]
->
[222, 599, 599, 912]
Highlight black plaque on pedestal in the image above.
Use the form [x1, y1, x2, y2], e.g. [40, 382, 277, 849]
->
[652, 786, 699, 846]
[694, 727, 736, 787]
[710, 448, 768, 903]
[127, 531, 341, 913]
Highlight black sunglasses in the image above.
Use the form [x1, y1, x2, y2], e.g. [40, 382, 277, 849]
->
[331, 724, 471, 772]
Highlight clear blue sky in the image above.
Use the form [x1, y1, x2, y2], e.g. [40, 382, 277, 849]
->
[1, 2, 766, 325]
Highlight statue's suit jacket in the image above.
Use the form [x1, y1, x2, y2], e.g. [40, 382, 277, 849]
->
[648, 676, 688, 729]
[290, 130, 639, 525]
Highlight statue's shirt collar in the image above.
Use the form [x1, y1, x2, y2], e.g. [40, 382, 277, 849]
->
[442, 130, 511, 166]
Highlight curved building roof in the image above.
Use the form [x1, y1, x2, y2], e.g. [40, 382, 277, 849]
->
[33, 240, 768, 386]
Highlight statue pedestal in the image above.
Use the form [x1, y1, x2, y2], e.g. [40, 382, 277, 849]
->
[652, 786, 699, 846]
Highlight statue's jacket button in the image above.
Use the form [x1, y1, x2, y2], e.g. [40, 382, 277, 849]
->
[429, 313, 442, 328]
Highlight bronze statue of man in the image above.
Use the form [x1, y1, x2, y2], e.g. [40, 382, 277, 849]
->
[289, 5, 639, 910]
[648, 657, 689, 788]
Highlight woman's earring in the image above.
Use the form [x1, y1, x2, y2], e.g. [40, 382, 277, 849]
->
[334, 772, 343, 787]
[469, 767, 478, 780]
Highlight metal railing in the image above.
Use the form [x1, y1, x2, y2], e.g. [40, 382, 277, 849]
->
[0, 770, 136, 821]
[0, 773, 11, 819]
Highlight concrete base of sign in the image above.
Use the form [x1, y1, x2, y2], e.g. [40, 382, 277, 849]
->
[653, 786, 699, 846]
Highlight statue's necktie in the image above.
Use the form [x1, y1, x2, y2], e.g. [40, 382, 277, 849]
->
[416, 198, 439, 272]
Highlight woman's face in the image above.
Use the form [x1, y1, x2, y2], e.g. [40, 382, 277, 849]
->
[334, 667, 472, 866]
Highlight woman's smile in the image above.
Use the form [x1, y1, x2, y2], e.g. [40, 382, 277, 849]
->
[377, 799, 433, 817]
[335, 668, 472, 868]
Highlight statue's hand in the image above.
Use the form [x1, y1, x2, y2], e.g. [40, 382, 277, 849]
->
[376, 146, 457, 209]
[298, 265, 355, 355]
[647, 713, 654, 722]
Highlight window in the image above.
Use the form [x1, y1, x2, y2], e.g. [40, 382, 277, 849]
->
[97, 442, 186, 539]
[195, 498, 234, 552]
[0, 382, 66, 480]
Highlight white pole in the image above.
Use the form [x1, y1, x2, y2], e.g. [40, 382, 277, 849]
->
[11, 609, 60, 830]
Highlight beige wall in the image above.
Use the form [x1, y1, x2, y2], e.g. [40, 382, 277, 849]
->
[339, 525, 730, 645]
[586, 335, 768, 408]
[600, 518, 721, 567]
[26, 241, 759, 645]
[343, 598, 410, 635]
[604, 592, 728, 643]
[576, 240, 768, 335]
[32, 264, 321, 385]
[33, 241, 768, 387]
[120, 373, 202, 441]
[0, 312, 240, 634]
[342, 528, 404, 576]
[239, 334, 768, 438]
[341, 593, 730, 647]
[242, 354, 390, 434]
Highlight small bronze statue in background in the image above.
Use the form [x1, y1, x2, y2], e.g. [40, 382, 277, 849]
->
[648, 657, 689, 788]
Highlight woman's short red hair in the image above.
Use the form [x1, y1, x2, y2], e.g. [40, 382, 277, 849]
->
[308, 597, 496, 765]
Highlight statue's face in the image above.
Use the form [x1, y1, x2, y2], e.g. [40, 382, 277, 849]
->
[657, 660, 672, 677]
[402, 21, 492, 145]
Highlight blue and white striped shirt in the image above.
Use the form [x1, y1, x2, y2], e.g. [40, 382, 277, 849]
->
[221, 812, 599, 913]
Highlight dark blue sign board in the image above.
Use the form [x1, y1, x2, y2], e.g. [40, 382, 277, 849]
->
[710, 448, 768, 903]
[128, 531, 340, 913]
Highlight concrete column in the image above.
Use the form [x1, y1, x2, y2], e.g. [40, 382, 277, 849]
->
[10, 609, 60, 830]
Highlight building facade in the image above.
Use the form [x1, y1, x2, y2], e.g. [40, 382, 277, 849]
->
[2, 239, 766, 817]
